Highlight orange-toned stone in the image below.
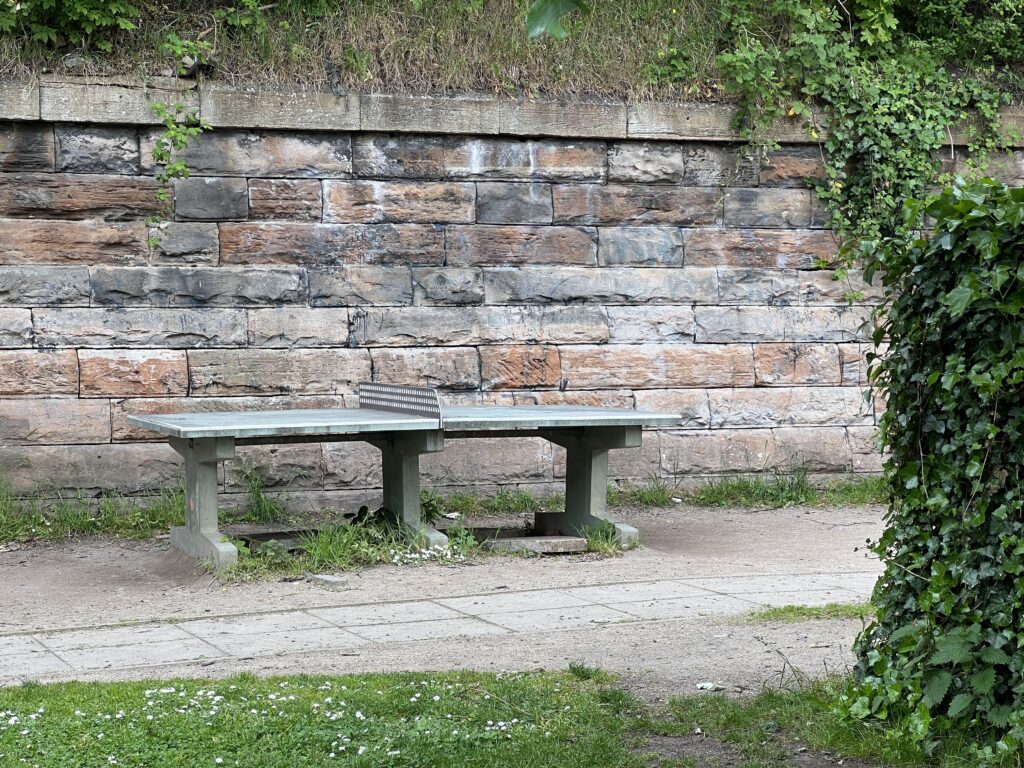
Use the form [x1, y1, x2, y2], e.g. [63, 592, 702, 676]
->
[753, 343, 841, 385]
[0, 219, 147, 265]
[552, 184, 720, 225]
[323, 180, 474, 223]
[560, 344, 754, 389]
[480, 345, 560, 389]
[248, 178, 323, 220]
[0, 350, 79, 395]
[445, 225, 596, 265]
[685, 228, 838, 269]
[79, 350, 188, 397]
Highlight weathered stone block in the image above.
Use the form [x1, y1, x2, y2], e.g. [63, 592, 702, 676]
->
[248, 179, 323, 220]
[201, 84, 360, 130]
[627, 102, 738, 141]
[661, 429, 778, 475]
[560, 344, 754, 389]
[0, 219, 148, 265]
[809, 195, 831, 229]
[708, 387, 873, 428]
[634, 389, 710, 428]
[0, 350, 79, 395]
[753, 344, 841, 385]
[174, 177, 248, 221]
[361, 93, 499, 134]
[0, 444, 181, 494]
[0, 82, 39, 121]
[79, 350, 189, 397]
[371, 348, 480, 390]
[695, 306, 873, 343]
[351, 306, 608, 346]
[247, 308, 350, 347]
[0, 309, 32, 347]
[476, 182, 552, 224]
[352, 135, 448, 179]
[0, 398, 111, 444]
[847, 426, 883, 472]
[608, 142, 758, 185]
[498, 99, 626, 138]
[55, 125, 139, 174]
[480, 345, 560, 389]
[839, 344, 870, 385]
[0, 266, 90, 306]
[308, 265, 414, 306]
[188, 349, 371, 395]
[323, 442, 383, 490]
[323, 180, 475, 223]
[90, 266, 305, 307]
[724, 188, 813, 228]
[218, 223, 445, 266]
[412, 268, 483, 306]
[772, 427, 852, 472]
[226, 445, 324, 491]
[40, 77, 198, 125]
[111, 395, 347, 441]
[445, 225, 596, 266]
[759, 147, 826, 186]
[511, 390, 635, 409]
[685, 228, 837, 269]
[422, 437, 552, 484]
[716, 268, 881, 306]
[552, 184, 720, 225]
[447, 138, 607, 181]
[1, 123, 54, 171]
[483, 266, 716, 305]
[607, 306, 696, 342]
[598, 227, 685, 266]
[33, 308, 247, 348]
[147, 223, 219, 264]
[141, 129, 352, 177]
[0, 173, 160, 219]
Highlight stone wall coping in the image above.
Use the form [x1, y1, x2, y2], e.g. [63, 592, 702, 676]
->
[1, 76, 1022, 146]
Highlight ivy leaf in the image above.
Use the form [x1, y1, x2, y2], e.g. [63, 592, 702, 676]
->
[943, 282, 975, 318]
[525, 0, 590, 40]
[970, 667, 996, 694]
[922, 671, 952, 708]
[947, 693, 974, 719]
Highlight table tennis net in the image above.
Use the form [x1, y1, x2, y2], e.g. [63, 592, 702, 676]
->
[357, 383, 444, 426]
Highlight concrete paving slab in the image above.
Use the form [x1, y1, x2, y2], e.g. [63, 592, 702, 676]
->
[565, 580, 714, 604]
[56, 638, 224, 672]
[438, 589, 592, 615]
[681, 573, 844, 594]
[201, 627, 367, 657]
[823, 573, 881, 592]
[183, 611, 334, 637]
[0, 635, 50, 657]
[310, 601, 462, 627]
[346, 618, 509, 643]
[741, 588, 866, 608]
[611, 595, 758, 620]
[1, 652, 74, 679]
[35, 624, 196, 652]
[478, 605, 634, 632]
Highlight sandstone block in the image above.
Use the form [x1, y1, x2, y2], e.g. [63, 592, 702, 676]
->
[174, 177, 248, 221]
[839, 344, 870, 385]
[445, 225, 596, 266]
[422, 437, 552, 484]
[685, 228, 837, 269]
[141, 129, 352, 177]
[361, 93, 499, 134]
[323, 442, 384, 490]
[352, 134, 448, 178]
[1, 123, 55, 171]
[308, 265, 414, 306]
[248, 179, 323, 220]
[0, 82, 39, 121]
[188, 349, 371, 395]
[0, 266, 90, 306]
[560, 344, 754, 389]
[847, 426, 883, 472]
[55, 125, 139, 174]
[716, 268, 881, 306]
[772, 427, 852, 472]
[372, 347, 480, 390]
[696, 306, 873, 343]
[984, 150, 1024, 186]
[810, 195, 831, 229]
[476, 182, 552, 224]
[512, 390, 635, 409]
[446, 138, 607, 181]
[90, 266, 305, 307]
[40, 77, 198, 125]
[247, 308, 350, 347]
[634, 389, 711, 428]
[218, 223, 445, 266]
[480, 345, 560, 389]
[607, 306, 696, 343]
[708, 386, 873, 428]
[753, 344, 842, 386]
[552, 184, 720, 225]
[0, 444, 181, 494]
[0, 219, 148, 265]
[626, 102, 738, 141]
[0, 398, 111, 444]
[759, 147, 826, 186]
[33, 308, 247, 348]
[660, 429, 778, 475]
[323, 180, 475, 223]
[226, 444, 324, 491]
[201, 84, 360, 130]
[608, 142, 758, 185]
[498, 99, 626, 138]
[147, 223, 219, 264]
[724, 188, 812, 228]
[412, 268, 483, 306]
[0, 350, 79, 395]
[800, 270, 883, 304]
[598, 227, 685, 266]
[79, 349, 189, 397]
[0, 173, 160, 219]
[111, 394, 347, 441]
[0, 309, 32, 347]
[351, 306, 608, 346]
[483, 266, 716, 305]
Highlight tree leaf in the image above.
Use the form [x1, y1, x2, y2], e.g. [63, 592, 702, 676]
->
[922, 670, 952, 708]
[929, 634, 973, 665]
[525, 0, 590, 40]
[943, 282, 975, 318]
[970, 667, 996, 694]
[947, 693, 973, 719]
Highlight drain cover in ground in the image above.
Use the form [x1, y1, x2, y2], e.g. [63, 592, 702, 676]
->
[483, 536, 588, 554]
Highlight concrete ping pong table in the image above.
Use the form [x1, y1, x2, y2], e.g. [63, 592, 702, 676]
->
[128, 383, 679, 568]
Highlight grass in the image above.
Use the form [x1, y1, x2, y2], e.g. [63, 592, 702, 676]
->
[745, 602, 874, 623]
[684, 471, 887, 508]
[608, 477, 676, 508]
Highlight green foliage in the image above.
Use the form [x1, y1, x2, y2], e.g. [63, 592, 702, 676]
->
[147, 101, 211, 225]
[526, 0, 590, 40]
[239, 464, 287, 523]
[580, 519, 624, 555]
[0, 0, 138, 50]
[607, 477, 676, 508]
[746, 602, 874, 623]
[847, 180, 1024, 756]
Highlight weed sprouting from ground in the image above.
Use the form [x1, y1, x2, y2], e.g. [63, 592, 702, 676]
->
[240, 465, 288, 523]
[745, 602, 875, 623]
[685, 471, 885, 508]
[607, 477, 676, 508]
[581, 520, 624, 556]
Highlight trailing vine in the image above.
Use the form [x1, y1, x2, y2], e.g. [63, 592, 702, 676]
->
[146, 100, 211, 242]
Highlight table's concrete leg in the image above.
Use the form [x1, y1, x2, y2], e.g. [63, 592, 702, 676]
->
[371, 431, 446, 548]
[168, 437, 237, 569]
[537, 427, 642, 546]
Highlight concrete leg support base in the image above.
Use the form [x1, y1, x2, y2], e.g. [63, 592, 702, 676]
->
[170, 526, 238, 569]
[371, 430, 446, 550]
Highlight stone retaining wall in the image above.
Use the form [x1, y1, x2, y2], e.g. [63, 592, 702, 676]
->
[2, 79, 1022, 506]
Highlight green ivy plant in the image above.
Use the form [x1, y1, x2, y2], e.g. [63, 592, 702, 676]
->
[846, 179, 1024, 757]
[146, 101, 211, 238]
[0, 0, 139, 50]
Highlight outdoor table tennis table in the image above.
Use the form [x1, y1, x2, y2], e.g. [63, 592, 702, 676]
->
[128, 384, 679, 568]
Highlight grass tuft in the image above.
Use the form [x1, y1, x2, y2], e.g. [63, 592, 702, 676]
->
[684, 471, 886, 508]
[745, 602, 875, 623]
[607, 477, 677, 508]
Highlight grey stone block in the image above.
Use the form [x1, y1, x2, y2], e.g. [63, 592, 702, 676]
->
[694, 306, 873, 343]
[483, 266, 717, 305]
[0, 81, 39, 121]
[90, 267, 306, 307]
[0, 309, 32, 347]
[147, 223, 219, 264]
[371, 347, 481, 390]
[201, 84, 360, 130]
[476, 182, 553, 224]
[308, 265, 414, 306]
[598, 227, 685, 266]
[55, 125, 139, 173]
[40, 77, 198, 125]
[174, 177, 248, 221]
[1, 123, 54, 171]
[247, 308, 350, 347]
[33, 308, 247, 348]
[485, 536, 587, 554]
[412, 268, 484, 305]
[0, 266, 90, 306]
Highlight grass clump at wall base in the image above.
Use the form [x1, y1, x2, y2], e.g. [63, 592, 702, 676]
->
[685, 472, 886, 508]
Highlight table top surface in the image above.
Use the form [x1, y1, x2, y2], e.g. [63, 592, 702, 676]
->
[127, 405, 680, 439]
